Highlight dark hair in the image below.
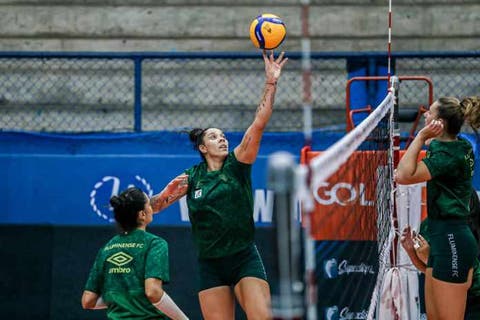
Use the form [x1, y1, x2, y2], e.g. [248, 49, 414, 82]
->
[436, 96, 480, 135]
[189, 128, 209, 161]
[109, 187, 146, 232]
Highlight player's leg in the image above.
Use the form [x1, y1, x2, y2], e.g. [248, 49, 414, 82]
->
[198, 286, 235, 320]
[197, 256, 235, 320]
[430, 269, 472, 320]
[427, 221, 478, 319]
[424, 268, 438, 320]
[233, 244, 271, 320]
[234, 277, 271, 320]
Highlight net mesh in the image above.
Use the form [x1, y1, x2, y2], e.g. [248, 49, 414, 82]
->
[302, 92, 395, 319]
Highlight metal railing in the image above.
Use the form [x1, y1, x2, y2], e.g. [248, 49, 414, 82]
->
[0, 51, 478, 133]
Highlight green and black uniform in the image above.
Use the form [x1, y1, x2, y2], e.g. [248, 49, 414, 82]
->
[84, 229, 170, 320]
[185, 151, 267, 291]
[420, 216, 480, 320]
[422, 138, 478, 283]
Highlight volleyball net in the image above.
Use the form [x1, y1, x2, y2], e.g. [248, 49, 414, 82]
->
[269, 79, 406, 319]
[304, 89, 395, 320]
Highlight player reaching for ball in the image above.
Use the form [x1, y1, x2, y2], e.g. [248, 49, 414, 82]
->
[149, 50, 288, 320]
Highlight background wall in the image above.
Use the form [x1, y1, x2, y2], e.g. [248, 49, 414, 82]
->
[0, 0, 479, 52]
[0, 224, 277, 320]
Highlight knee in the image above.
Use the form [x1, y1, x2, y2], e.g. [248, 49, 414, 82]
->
[245, 304, 271, 320]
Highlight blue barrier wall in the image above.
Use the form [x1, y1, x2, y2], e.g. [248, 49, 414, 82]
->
[0, 131, 343, 226]
[1, 131, 479, 319]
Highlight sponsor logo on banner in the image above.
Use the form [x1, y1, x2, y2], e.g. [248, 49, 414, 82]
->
[90, 175, 153, 222]
[303, 150, 428, 240]
[304, 151, 384, 241]
[323, 258, 375, 279]
[313, 182, 374, 207]
[324, 306, 369, 320]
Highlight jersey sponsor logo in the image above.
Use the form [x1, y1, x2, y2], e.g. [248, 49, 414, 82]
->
[324, 306, 368, 320]
[194, 189, 202, 199]
[323, 258, 375, 279]
[107, 251, 133, 267]
[89, 175, 153, 222]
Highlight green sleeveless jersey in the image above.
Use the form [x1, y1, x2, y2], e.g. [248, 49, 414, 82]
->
[84, 229, 169, 320]
[422, 138, 474, 219]
[185, 151, 254, 258]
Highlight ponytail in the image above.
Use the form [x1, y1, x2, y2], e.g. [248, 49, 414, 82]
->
[460, 96, 480, 133]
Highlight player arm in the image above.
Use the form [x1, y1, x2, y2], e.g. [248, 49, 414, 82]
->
[396, 134, 432, 185]
[235, 51, 287, 164]
[407, 250, 427, 273]
[396, 120, 444, 184]
[145, 278, 189, 320]
[400, 226, 427, 273]
[81, 290, 107, 310]
[150, 174, 189, 213]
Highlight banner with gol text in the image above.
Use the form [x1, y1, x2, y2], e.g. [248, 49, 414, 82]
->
[302, 150, 427, 241]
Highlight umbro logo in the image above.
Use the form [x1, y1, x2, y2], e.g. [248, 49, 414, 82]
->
[107, 252, 133, 267]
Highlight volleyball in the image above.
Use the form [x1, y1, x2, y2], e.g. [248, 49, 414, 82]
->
[249, 14, 286, 50]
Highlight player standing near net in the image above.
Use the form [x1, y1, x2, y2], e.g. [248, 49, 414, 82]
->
[149, 50, 288, 320]
[81, 187, 189, 320]
[401, 188, 480, 319]
[402, 227, 480, 320]
[396, 96, 480, 319]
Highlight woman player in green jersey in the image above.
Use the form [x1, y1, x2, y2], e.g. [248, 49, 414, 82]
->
[396, 96, 480, 319]
[149, 50, 288, 320]
[402, 226, 480, 320]
[82, 187, 189, 319]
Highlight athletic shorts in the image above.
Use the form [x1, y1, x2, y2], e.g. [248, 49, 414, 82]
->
[427, 219, 478, 283]
[197, 243, 267, 291]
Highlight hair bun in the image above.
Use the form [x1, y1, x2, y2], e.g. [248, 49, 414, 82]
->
[189, 128, 204, 144]
[109, 195, 124, 209]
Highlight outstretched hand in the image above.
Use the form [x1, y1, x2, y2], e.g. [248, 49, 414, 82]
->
[263, 50, 288, 84]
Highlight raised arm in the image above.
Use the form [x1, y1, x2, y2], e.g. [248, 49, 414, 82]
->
[396, 120, 443, 184]
[234, 51, 288, 164]
[150, 174, 189, 213]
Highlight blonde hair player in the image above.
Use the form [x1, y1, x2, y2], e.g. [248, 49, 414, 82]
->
[396, 96, 480, 319]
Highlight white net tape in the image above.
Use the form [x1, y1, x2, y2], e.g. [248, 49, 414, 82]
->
[310, 92, 394, 192]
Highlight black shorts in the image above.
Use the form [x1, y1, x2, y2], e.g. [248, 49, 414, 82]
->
[427, 219, 478, 283]
[197, 244, 267, 291]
